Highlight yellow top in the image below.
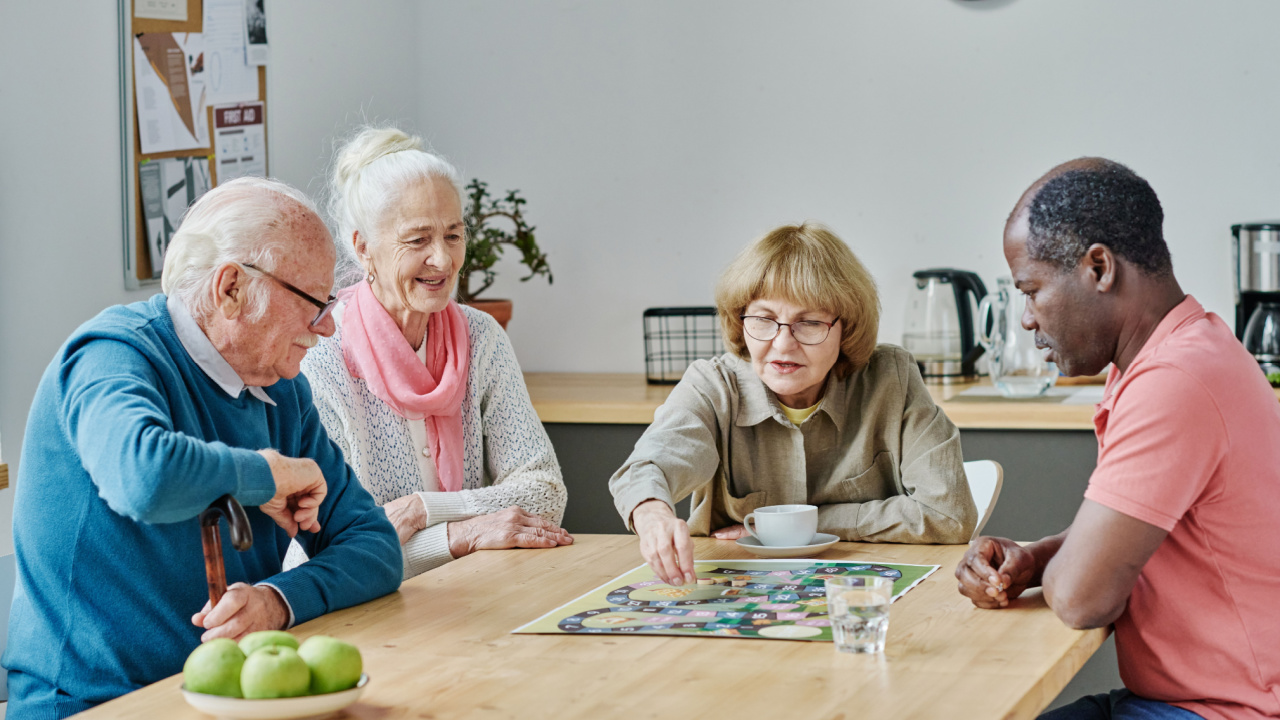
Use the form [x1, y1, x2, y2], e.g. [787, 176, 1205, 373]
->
[779, 400, 822, 426]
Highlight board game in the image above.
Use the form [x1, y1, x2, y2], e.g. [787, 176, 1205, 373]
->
[513, 559, 939, 642]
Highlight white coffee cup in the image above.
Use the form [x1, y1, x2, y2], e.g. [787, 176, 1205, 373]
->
[743, 504, 818, 547]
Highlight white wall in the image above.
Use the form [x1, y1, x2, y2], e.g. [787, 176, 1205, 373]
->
[3, 1, 1280, 550]
[0, 3, 148, 555]
[415, 0, 1280, 372]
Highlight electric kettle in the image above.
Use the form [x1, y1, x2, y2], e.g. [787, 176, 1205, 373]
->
[902, 268, 988, 382]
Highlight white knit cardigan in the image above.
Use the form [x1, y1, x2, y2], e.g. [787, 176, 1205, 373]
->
[290, 301, 566, 578]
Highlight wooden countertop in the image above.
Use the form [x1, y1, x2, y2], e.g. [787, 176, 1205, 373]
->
[0, 463, 7, 490]
[527, 372, 1103, 430]
[526, 372, 1280, 431]
[81, 535, 1107, 720]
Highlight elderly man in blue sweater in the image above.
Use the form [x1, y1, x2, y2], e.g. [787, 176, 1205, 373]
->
[3, 177, 402, 718]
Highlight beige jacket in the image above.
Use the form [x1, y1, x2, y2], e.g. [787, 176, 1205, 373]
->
[609, 345, 977, 544]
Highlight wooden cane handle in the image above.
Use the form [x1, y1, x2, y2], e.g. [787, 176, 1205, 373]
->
[201, 523, 228, 608]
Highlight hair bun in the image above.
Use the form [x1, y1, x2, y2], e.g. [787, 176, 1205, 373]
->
[333, 127, 424, 189]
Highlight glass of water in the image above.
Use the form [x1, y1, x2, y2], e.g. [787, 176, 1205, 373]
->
[825, 575, 894, 653]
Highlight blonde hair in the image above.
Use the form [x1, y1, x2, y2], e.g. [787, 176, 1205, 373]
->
[326, 126, 464, 287]
[714, 223, 880, 378]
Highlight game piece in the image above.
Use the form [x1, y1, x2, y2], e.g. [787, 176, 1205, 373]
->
[697, 578, 715, 585]
[713, 577, 729, 585]
[731, 580, 748, 587]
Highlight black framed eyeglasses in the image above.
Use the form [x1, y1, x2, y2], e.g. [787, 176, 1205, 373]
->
[740, 315, 837, 345]
[240, 263, 337, 327]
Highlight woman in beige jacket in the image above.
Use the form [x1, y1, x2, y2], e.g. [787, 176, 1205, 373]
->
[609, 223, 977, 586]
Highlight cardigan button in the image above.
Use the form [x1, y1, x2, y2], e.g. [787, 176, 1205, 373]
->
[422, 447, 431, 457]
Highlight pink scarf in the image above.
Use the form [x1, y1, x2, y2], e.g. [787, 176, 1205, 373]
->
[337, 281, 470, 492]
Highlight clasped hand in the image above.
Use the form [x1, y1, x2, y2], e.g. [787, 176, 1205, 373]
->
[955, 536, 1038, 608]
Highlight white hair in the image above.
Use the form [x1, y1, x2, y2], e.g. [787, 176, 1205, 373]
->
[161, 176, 321, 322]
[326, 126, 464, 288]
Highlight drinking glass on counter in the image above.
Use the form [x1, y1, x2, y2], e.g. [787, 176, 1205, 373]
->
[825, 575, 894, 654]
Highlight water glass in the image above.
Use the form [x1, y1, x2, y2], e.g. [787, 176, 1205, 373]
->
[825, 576, 894, 654]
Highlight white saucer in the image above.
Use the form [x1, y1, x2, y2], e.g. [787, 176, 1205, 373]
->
[735, 533, 840, 558]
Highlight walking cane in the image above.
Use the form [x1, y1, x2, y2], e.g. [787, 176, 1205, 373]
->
[199, 494, 254, 608]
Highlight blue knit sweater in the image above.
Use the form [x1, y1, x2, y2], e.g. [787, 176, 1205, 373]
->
[2, 295, 401, 719]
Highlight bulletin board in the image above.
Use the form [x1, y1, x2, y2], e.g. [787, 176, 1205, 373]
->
[118, 0, 270, 289]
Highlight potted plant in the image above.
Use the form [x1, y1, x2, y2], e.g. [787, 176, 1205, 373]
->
[458, 179, 553, 329]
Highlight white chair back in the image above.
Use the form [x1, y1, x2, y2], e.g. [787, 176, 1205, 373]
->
[963, 460, 1004, 541]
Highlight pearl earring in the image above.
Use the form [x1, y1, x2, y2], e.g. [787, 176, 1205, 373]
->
[367, 272, 375, 284]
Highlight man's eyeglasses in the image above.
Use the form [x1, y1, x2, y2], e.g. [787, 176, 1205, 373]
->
[740, 316, 837, 345]
[240, 263, 337, 327]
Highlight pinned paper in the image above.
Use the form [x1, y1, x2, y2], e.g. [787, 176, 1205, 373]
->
[213, 102, 266, 184]
[134, 33, 209, 154]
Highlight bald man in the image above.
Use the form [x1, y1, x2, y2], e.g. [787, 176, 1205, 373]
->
[955, 159, 1280, 720]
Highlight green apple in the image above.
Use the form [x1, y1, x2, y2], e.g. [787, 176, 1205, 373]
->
[238, 630, 299, 657]
[183, 638, 245, 697]
[240, 646, 311, 699]
[297, 635, 363, 694]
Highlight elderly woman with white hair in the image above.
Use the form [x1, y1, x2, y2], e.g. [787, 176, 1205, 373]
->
[610, 223, 978, 586]
[291, 127, 571, 579]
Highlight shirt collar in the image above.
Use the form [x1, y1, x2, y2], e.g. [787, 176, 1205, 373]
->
[727, 354, 845, 430]
[166, 295, 277, 406]
[1100, 294, 1203, 407]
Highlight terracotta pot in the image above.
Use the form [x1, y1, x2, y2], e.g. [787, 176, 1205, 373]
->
[466, 299, 513, 330]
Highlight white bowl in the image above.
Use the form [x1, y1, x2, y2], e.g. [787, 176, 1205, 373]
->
[181, 674, 369, 719]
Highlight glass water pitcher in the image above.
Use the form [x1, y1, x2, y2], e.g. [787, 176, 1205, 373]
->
[977, 277, 1058, 397]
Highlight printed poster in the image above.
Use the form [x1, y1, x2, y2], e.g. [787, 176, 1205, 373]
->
[204, 0, 260, 105]
[213, 102, 266, 184]
[244, 0, 269, 65]
[139, 156, 212, 276]
[134, 0, 187, 22]
[134, 33, 209, 154]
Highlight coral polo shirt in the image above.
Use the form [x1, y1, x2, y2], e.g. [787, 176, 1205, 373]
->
[1084, 296, 1280, 720]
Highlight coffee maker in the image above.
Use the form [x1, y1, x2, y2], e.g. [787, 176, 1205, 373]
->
[1232, 223, 1280, 374]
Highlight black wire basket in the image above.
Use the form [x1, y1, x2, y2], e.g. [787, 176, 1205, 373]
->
[643, 307, 724, 384]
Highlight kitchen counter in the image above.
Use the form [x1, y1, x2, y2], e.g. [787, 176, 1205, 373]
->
[526, 372, 1098, 430]
[526, 372, 1280, 431]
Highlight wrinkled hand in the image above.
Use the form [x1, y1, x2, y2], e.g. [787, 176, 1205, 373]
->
[191, 583, 289, 642]
[447, 507, 573, 558]
[257, 449, 327, 537]
[955, 536, 1038, 609]
[632, 499, 696, 587]
[384, 494, 428, 545]
[710, 524, 748, 540]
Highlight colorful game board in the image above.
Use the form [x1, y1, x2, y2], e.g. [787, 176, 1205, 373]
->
[513, 559, 939, 642]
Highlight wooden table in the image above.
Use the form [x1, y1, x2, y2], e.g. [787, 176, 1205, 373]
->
[81, 535, 1107, 720]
